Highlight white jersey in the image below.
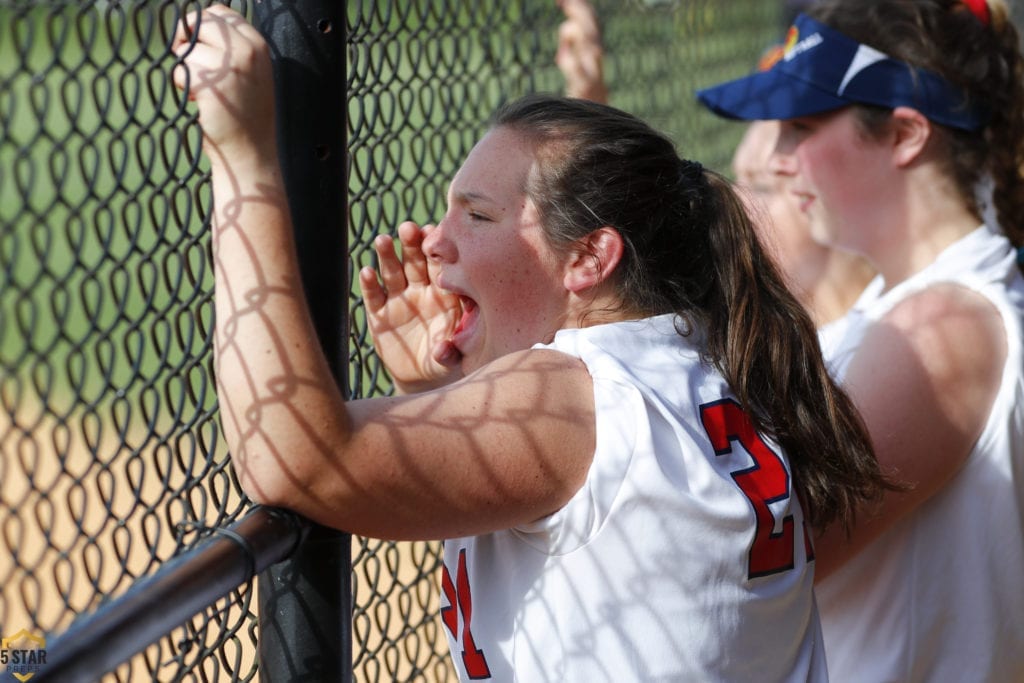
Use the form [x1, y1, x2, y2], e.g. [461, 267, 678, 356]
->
[440, 314, 827, 682]
[817, 225, 1024, 682]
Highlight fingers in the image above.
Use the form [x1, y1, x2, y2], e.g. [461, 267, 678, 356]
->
[171, 42, 220, 94]
[399, 221, 432, 286]
[360, 265, 387, 312]
[174, 5, 262, 51]
[361, 221, 436, 309]
[555, 0, 607, 103]
[171, 5, 276, 158]
[559, 0, 601, 40]
[433, 339, 463, 368]
[378, 221, 434, 289]
[172, 8, 198, 51]
[172, 6, 267, 79]
[374, 231, 407, 297]
[199, 5, 267, 52]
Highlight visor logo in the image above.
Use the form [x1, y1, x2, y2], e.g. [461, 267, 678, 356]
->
[783, 29, 823, 62]
[783, 26, 799, 54]
[837, 44, 888, 95]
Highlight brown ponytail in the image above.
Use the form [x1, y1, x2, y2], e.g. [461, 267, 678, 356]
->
[697, 170, 888, 531]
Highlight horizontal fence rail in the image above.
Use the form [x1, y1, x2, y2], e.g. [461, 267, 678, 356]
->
[6, 506, 308, 683]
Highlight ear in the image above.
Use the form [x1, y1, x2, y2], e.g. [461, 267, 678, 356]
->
[563, 227, 624, 293]
[890, 106, 933, 167]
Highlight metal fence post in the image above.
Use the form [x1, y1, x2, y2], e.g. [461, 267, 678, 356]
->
[251, 1, 349, 681]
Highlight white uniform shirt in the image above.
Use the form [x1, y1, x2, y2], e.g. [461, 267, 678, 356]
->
[817, 225, 1024, 682]
[441, 314, 827, 682]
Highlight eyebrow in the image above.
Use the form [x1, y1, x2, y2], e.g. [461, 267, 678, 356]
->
[449, 189, 494, 205]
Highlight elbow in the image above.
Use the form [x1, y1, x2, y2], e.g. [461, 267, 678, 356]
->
[217, 402, 354, 526]
[218, 409, 328, 512]
[228, 443, 318, 514]
[237, 471, 285, 508]
[234, 462, 301, 510]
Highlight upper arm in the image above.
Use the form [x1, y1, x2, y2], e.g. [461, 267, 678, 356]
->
[240, 348, 597, 540]
[814, 284, 1007, 579]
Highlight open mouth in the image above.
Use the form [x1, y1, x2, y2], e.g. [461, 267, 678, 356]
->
[452, 295, 479, 340]
[793, 191, 814, 213]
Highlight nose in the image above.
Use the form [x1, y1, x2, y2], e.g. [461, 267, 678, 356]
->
[769, 125, 799, 176]
[768, 145, 798, 177]
[422, 217, 455, 263]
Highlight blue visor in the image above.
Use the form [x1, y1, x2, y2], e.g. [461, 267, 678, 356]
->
[696, 14, 989, 131]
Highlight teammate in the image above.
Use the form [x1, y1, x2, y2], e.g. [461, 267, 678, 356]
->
[732, 117, 873, 326]
[173, 6, 891, 680]
[697, 1, 1024, 680]
[557, 0, 874, 326]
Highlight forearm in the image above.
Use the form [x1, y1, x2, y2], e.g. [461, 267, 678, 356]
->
[207, 143, 347, 507]
[173, 6, 351, 514]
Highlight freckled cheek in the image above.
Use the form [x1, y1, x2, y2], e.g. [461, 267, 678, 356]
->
[804, 140, 848, 183]
[481, 264, 548, 320]
[489, 268, 540, 305]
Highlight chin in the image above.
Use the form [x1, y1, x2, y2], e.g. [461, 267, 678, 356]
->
[458, 351, 487, 376]
[808, 219, 836, 247]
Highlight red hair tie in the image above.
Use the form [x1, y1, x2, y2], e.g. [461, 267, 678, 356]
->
[963, 0, 991, 27]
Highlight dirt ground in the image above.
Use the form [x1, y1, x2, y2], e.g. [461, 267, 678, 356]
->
[0, 400, 452, 682]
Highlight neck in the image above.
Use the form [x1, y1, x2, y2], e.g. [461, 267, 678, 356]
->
[875, 212, 979, 290]
[560, 287, 633, 329]
[868, 164, 980, 289]
[804, 252, 876, 326]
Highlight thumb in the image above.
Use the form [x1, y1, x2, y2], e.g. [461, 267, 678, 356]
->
[433, 340, 463, 368]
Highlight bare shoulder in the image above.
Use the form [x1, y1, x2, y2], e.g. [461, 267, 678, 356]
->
[845, 281, 1006, 482]
[883, 281, 1000, 326]
[455, 348, 594, 406]
[879, 283, 1007, 386]
[326, 348, 597, 539]
[814, 283, 1009, 578]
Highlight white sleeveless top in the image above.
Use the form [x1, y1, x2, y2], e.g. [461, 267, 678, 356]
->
[817, 225, 1024, 682]
[441, 314, 827, 682]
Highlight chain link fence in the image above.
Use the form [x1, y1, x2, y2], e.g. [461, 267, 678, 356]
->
[1, 0, 786, 680]
[0, 0, 260, 679]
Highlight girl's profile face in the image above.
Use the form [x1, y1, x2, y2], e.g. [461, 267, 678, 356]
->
[776, 108, 896, 257]
[733, 120, 821, 280]
[423, 126, 575, 374]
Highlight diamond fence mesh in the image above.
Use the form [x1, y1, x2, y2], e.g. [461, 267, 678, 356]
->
[0, 1, 259, 680]
[0, 0, 794, 680]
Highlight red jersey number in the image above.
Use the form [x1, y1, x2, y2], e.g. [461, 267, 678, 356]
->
[700, 398, 811, 578]
[441, 548, 492, 679]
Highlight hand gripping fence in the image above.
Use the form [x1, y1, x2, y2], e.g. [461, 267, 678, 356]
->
[0, 0, 348, 681]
